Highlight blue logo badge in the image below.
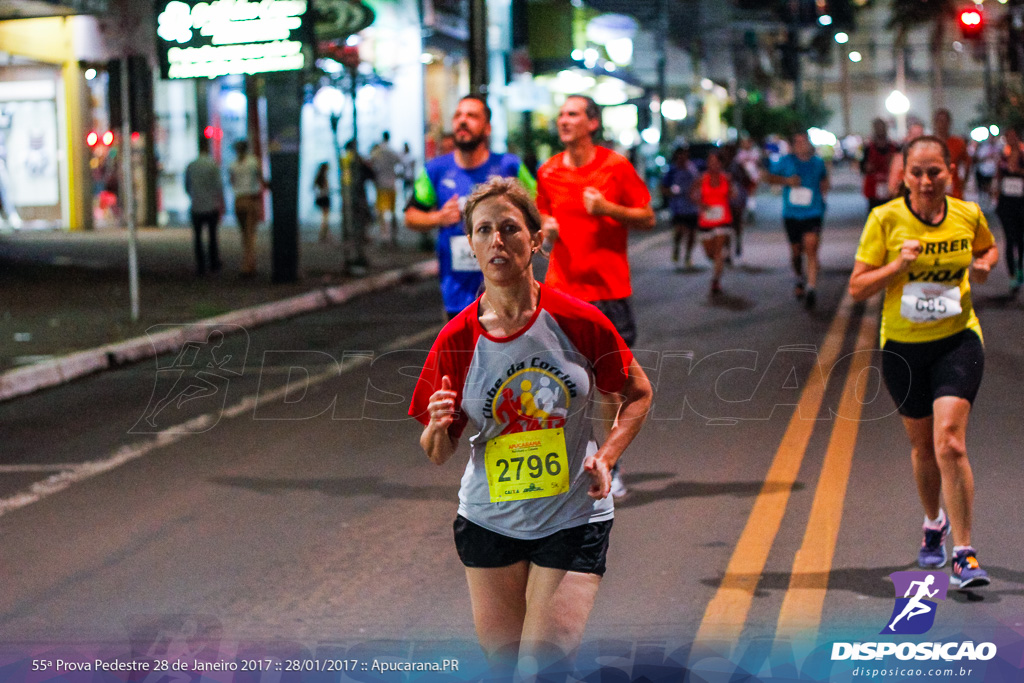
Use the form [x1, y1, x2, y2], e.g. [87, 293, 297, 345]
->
[881, 571, 949, 635]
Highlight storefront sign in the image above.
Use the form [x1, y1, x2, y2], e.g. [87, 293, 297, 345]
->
[156, 0, 312, 79]
[315, 0, 375, 41]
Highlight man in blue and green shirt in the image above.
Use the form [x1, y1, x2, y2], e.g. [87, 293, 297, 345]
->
[405, 95, 536, 318]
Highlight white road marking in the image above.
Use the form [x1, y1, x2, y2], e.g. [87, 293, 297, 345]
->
[633, 230, 672, 253]
[0, 326, 442, 519]
[0, 464, 81, 473]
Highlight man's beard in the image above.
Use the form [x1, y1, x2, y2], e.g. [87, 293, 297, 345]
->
[454, 131, 486, 152]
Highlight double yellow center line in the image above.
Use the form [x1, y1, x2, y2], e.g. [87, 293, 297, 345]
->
[694, 291, 881, 650]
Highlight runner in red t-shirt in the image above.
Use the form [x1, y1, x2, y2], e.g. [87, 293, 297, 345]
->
[934, 109, 971, 200]
[861, 118, 900, 211]
[535, 94, 654, 499]
[692, 151, 735, 295]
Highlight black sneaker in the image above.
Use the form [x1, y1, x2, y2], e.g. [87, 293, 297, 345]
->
[804, 289, 816, 309]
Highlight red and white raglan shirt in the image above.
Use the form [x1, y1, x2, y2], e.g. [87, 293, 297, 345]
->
[409, 285, 633, 539]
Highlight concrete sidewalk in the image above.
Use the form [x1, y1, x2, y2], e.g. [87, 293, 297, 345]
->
[0, 223, 438, 401]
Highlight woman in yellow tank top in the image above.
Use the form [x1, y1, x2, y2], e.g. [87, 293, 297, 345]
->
[849, 136, 998, 590]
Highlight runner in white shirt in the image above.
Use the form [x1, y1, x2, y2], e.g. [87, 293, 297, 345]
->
[410, 177, 652, 675]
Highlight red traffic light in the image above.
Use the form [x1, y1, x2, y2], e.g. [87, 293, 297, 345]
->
[958, 8, 984, 39]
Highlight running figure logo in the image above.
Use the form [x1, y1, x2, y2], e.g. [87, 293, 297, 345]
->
[493, 370, 569, 435]
[882, 571, 949, 635]
[131, 325, 248, 434]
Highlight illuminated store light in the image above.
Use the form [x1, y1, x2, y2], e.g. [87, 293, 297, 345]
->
[661, 98, 687, 121]
[167, 40, 304, 79]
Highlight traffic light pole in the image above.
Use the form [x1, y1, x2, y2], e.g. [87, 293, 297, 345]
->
[120, 57, 139, 322]
[469, 0, 489, 96]
[264, 71, 302, 284]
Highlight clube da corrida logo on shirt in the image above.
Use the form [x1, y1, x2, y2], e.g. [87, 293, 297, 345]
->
[482, 359, 577, 436]
[482, 359, 578, 503]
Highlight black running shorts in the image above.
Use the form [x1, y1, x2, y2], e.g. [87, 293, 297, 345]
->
[783, 216, 823, 245]
[453, 515, 612, 576]
[880, 329, 984, 419]
[591, 297, 637, 347]
[671, 213, 699, 230]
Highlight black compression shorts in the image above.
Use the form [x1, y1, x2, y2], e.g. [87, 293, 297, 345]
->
[881, 329, 984, 419]
[783, 216, 823, 244]
[591, 297, 637, 347]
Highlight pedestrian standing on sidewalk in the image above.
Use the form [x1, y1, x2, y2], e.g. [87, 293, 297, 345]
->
[763, 130, 830, 309]
[370, 131, 402, 246]
[399, 142, 416, 203]
[228, 140, 265, 277]
[184, 138, 224, 276]
[535, 94, 655, 499]
[315, 162, 331, 243]
[343, 139, 375, 272]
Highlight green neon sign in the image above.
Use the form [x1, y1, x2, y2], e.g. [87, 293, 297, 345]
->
[156, 0, 313, 79]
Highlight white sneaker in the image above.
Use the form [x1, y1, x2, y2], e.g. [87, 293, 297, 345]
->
[610, 469, 628, 499]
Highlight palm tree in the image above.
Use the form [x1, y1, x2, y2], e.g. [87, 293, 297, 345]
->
[888, 0, 956, 110]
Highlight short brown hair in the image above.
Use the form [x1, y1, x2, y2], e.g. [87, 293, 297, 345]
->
[567, 94, 602, 141]
[459, 94, 492, 122]
[463, 177, 541, 236]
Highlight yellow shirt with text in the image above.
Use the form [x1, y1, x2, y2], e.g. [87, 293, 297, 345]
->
[855, 197, 995, 346]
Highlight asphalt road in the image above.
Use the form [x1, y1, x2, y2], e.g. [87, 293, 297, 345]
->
[2, 189, 1022, 681]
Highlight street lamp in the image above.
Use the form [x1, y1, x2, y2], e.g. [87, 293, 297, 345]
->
[885, 89, 910, 115]
[313, 85, 345, 119]
[886, 89, 911, 137]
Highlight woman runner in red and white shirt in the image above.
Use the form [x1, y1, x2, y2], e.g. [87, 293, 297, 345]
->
[409, 177, 652, 674]
[692, 151, 736, 295]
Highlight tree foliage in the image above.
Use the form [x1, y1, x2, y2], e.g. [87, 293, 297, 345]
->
[724, 93, 834, 140]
